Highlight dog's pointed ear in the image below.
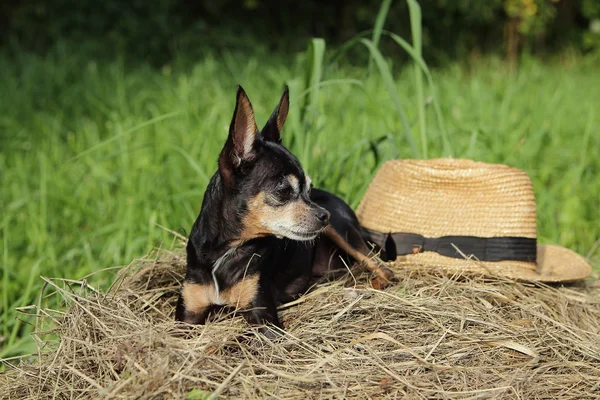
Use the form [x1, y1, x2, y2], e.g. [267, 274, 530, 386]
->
[226, 85, 259, 165]
[261, 85, 289, 143]
[219, 86, 259, 185]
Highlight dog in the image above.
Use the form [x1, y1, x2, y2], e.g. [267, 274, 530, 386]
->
[175, 85, 393, 335]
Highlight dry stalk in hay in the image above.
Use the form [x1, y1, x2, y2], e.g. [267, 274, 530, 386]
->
[1, 246, 600, 399]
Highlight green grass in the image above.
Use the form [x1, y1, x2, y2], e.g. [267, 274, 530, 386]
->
[1, 41, 599, 359]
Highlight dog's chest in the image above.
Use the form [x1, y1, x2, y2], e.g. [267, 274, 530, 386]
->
[208, 245, 265, 306]
[210, 247, 237, 305]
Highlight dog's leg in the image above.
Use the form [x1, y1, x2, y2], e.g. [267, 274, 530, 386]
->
[175, 282, 214, 324]
[241, 281, 283, 338]
[323, 226, 394, 289]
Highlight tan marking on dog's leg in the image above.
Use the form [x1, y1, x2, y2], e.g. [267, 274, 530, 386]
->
[181, 282, 215, 323]
[222, 274, 259, 309]
[323, 226, 394, 288]
[324, 226, 372, 263]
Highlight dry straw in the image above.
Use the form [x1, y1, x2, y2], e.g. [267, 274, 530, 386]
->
[1, 245, 599, 399]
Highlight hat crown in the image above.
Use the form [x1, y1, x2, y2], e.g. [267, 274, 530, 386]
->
[356, 158, 537, 239]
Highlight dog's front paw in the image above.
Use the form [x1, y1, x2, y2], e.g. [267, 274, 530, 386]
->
[259, 325, 283, 340]
[370, 265, 395, 290]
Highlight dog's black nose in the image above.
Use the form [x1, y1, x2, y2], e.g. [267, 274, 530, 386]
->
[315, 209, 330, 223]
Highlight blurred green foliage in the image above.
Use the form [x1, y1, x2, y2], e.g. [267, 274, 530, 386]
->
[1, 0, 599, 64]
[1, 40, 599, 358]
[581, 0, 600, 49]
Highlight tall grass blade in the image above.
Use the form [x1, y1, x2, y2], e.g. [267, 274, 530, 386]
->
[467, 129, 480, 159]
[2, 216, 8, 339]
[301, 38, 326, 166]
[8, 259, 42, 349]
[575, 106, 594, 187]
[325, 30, 371, 73]
[360, 38, 418, 158]
[407, 0, 427, 158]
[71, 111, 182, 161]
[298, 79, 364, 99]
[386, 31, 453, 156]
[170, 145, 210, 182]
[303, 38, 326, 117]
[368, 0, 393, 73]
[284, 79, 303, 151]
[407, 0, 421, 53]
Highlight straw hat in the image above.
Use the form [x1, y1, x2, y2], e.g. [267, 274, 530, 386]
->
[356, 158, 592, 282]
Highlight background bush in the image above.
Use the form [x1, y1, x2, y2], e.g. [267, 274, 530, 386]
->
[2, 0, 600, 64]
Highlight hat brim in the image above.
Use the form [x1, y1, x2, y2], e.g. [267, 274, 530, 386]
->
[389, 244, 592, 283]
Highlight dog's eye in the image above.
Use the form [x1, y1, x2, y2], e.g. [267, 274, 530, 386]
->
[275, 185, 292, 199]
[305, 184, 312, 196]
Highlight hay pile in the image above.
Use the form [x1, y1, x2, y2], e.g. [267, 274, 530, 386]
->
[2, 245, 600, 399]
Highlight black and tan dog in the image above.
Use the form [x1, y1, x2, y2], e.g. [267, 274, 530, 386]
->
[175, 86, 393, 335]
